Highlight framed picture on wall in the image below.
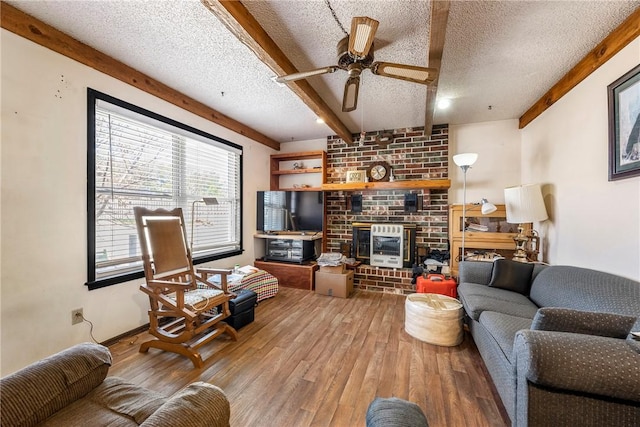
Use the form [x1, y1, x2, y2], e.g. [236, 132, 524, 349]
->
[608, 64, 640, 181]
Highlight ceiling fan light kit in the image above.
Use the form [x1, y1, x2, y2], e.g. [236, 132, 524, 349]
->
[274, 16, 440, 114]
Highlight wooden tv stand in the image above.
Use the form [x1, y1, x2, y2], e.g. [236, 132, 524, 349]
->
[254, 260, 318, 290]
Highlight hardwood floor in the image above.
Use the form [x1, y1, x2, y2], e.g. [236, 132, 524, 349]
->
[108, 287, 509, 427]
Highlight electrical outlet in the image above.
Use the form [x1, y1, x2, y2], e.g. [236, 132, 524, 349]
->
[71, 308, 83, 325]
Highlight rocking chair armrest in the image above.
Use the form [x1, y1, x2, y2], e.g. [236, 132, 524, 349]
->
[197, 268, 232, 293]
[196, 267, 233, 280]
[146, 279, 193, 291]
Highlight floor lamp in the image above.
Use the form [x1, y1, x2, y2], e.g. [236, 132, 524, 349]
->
[190, 197, 218, 254]
[453, 153, 478, 263]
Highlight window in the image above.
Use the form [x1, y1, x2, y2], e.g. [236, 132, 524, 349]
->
[86, 89, 242, 290]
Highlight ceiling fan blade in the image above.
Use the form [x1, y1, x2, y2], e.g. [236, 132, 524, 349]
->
[342, 75, 360, 112]
[348, 17, 379, 59]
[274, 66, 338, 83]
[371, 62, 438, 85]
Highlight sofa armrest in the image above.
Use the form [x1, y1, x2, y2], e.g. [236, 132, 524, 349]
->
[0, 343, 111, 427]
[514, 330, 640, 402]
[140, 382, 230, 427]
[458, 261, 493, 285]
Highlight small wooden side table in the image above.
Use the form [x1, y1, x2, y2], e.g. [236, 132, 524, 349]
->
[254, 260, 319, 290]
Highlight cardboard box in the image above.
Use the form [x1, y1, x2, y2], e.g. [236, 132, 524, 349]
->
[319, 264, 346, 274]
[315, 270, 354, 298]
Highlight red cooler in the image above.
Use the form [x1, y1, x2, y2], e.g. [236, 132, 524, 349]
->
[416, 274, 457, 298]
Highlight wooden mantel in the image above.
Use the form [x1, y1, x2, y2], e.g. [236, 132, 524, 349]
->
[321, 179, 450, 191]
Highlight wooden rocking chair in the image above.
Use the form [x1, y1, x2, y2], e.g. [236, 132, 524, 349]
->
[133, 206, 238, 368]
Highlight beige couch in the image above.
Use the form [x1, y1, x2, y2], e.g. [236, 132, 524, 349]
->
[0, 342, 230, 427]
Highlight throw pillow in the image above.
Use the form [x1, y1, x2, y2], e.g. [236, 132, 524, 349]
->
[488, 259, 534, 295]
[531, 307, 637, 339]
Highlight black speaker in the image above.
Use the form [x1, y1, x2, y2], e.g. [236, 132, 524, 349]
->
[404, 193, 418, 212]
[351, 194, 363, 213]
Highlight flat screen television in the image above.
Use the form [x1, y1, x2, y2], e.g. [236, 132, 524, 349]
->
[256, 191, 324, 233]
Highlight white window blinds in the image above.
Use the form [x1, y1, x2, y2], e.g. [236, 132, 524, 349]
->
[88, 90, 242, 288]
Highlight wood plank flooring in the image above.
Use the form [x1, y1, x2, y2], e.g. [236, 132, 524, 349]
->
[108, 287, 509, 427]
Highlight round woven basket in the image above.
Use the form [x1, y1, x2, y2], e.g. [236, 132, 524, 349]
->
[404, 293, 463, 346]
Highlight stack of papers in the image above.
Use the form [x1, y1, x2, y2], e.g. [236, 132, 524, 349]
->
[238, 265, 259, 274]
[316, 252, 346, 267]
[466, 223, 489, 232]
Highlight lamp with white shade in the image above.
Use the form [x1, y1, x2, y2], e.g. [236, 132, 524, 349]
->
[504, 184, 548, 262]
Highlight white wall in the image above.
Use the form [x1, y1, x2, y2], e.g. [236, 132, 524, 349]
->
[279, 138, 327, 153]
[521, 38, 640, 280]
[449, 120, 522, 205]
[0, 30, 276, 375]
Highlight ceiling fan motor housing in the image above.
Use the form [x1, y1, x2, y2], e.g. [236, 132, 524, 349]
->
[337, 36, 374, 70]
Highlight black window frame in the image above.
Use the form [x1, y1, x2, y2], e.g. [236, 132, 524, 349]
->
[86, 88, 243, 290]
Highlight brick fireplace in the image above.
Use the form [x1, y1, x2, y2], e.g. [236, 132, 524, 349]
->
[324, 124, 449, 294]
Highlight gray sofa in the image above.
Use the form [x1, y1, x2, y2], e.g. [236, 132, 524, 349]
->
[457, 260, 640, 427]
[0, 342, 230, 427]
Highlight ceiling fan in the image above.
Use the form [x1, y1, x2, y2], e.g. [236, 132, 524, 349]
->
[275, 16, 438, 113]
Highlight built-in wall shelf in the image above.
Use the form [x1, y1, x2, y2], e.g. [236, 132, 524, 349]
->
[321, 179, 451, 191]
[275, 186, 323, 191]
[271, 168, 323, 175]
[270, 150, 327, 191]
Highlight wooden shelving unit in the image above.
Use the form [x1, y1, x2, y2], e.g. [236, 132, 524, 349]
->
[270, 151, 326, 191]
[321, 179, 451, 191]
[448, 204, 531, 276]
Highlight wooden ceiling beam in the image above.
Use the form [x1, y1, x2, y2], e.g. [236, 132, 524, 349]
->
[424, 0, 450, 136]
[519, 7, 640, 129]
[201, 0, 354, 144]
[0, 1, 280, 150]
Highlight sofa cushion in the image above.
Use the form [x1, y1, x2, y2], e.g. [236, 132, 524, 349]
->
[531, 307, 637, 339]
[458, 282, 539, 321]
[529, 266, 640, 330]
[488, 259, 534, 295]
[41, 377, 167, 426]
[141, 382, 231, 427]
[0, 342, 111, 427]
[478, 311, 533, 364]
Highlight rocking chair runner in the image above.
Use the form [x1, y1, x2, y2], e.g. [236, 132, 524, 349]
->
[133, 206, 238, 368]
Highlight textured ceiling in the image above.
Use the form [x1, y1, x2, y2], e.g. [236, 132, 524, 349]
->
[5, 0, 639, 145]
